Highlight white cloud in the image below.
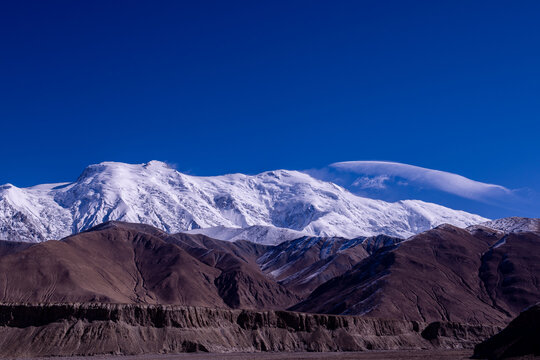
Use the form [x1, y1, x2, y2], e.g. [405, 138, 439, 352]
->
[328, 161, 512, 202]
[351, 175, 390, 189]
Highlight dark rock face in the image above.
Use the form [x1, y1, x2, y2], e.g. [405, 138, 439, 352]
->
[473, 304, 540, 360]
[478, 232, 540, 316]
[361, 234, 403, 255]
[0, 303, 500, 357]
[292, 225, 540, 326]
[258, 236, 370, 297]
[421, 321, 501, 349]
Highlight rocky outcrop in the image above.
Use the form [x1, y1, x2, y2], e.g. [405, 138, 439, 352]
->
[0, 303, 500, 357]
[473, 304, 540, 359]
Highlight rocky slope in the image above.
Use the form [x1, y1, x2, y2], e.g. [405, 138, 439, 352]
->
[478, 231, 540, 317]
[0, 161, 488, 243]
[0, 220, 538, 328]
[0, 219, 536, 357]
[0, 222, 395, 309]
[257, 235, 400, 297]
[473, 304, 540, 359]
[0, 303, 500, 357]
[292, 225, 540, 326]
[0, 222, 298, 309]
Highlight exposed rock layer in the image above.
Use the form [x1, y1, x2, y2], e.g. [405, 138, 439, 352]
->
[0, 303, 500, 358]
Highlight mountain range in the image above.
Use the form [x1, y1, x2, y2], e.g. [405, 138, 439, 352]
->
[0, 218, 537, 328]
[0, 158, 538, 357]
[0, 160, 489, 244]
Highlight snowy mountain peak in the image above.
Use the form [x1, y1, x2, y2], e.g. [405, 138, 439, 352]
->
[470, 217, 540, 234]
[184, 225, 308, 245]
[0, 160, 489, 244]
[144, 160, 171, 168]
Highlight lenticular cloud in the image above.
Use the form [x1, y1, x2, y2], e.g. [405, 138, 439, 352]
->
[330, 161, 511, 201]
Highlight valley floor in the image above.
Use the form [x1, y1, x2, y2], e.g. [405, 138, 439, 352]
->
[29, 350, 475, 360]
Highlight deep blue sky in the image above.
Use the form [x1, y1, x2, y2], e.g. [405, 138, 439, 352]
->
[1, 1, 539, 205]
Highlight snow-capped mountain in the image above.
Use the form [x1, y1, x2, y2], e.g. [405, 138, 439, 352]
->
[184, 225, 308, 246]
[468, 217, 540, 234]
[0, 161, 489, 243]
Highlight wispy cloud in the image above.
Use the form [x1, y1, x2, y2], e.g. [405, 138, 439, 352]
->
[352, 175, 390, 190]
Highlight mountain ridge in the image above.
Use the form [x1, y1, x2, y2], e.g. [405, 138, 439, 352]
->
[0, 219, 537, 329]
[0, 160, 488, 243]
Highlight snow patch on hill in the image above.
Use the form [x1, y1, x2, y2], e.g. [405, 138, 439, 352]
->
[183, 225, 308, 245]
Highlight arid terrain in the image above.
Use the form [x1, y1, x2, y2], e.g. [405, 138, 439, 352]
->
[0, 220, 538, 358]
[29, 350, 476, 360]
